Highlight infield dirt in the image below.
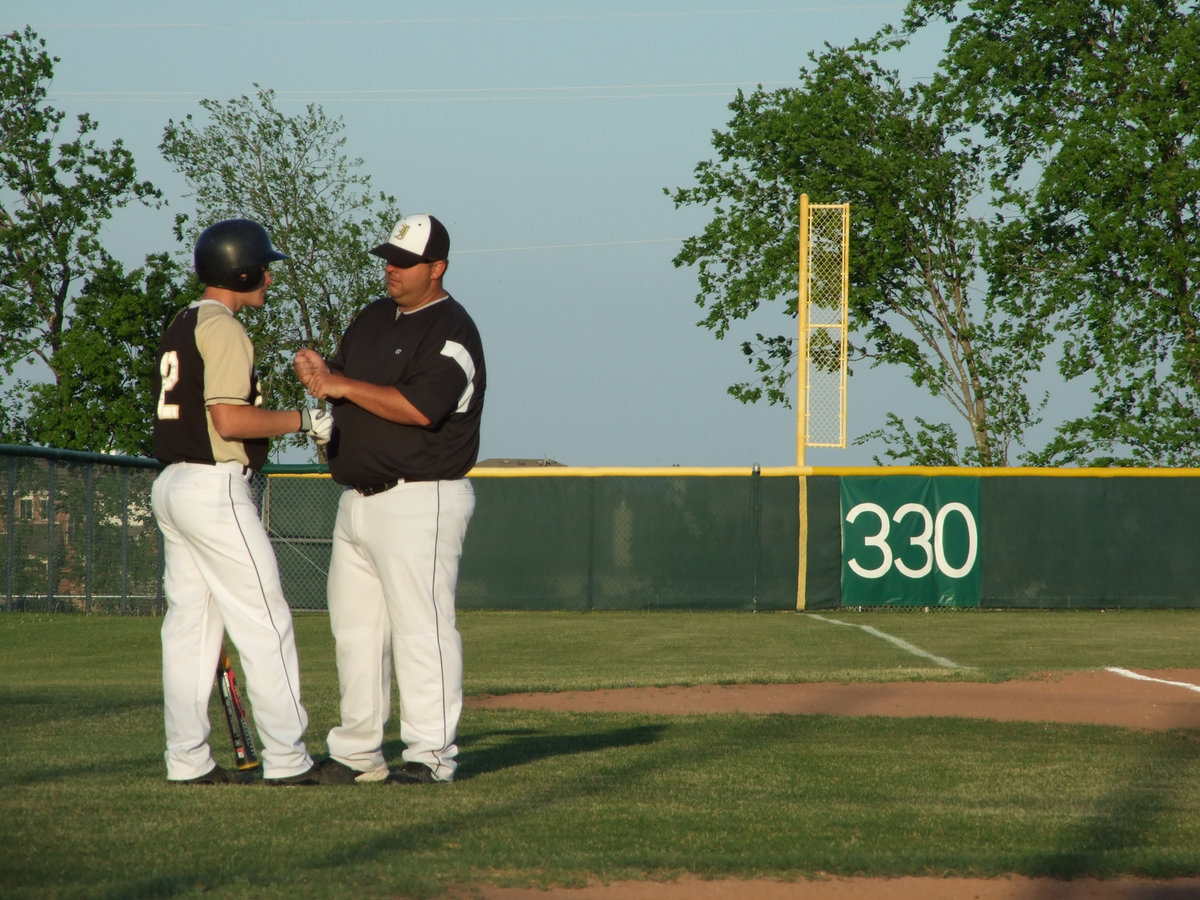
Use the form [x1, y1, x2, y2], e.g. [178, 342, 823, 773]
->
[465, 668, 1200, 899]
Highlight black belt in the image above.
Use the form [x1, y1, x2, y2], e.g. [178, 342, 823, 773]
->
[168, 460, 253, 476]
[352, 479, 401, 496]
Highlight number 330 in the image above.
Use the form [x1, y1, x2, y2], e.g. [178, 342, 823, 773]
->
[845, 501, 978, 579]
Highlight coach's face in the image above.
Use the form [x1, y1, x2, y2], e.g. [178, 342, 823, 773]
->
[384, 258, 446, 312]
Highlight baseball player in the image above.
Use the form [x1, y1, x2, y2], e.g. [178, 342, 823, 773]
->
[151, 218, 335, 785]
[293, 213, 485, 785]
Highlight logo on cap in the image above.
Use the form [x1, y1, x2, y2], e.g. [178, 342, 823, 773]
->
[371, 213, 450, 267]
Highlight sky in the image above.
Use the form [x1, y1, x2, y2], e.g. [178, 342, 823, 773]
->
[3, 1, 1073, 468]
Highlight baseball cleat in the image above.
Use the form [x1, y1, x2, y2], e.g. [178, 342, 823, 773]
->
[171, 764, 254, 785]
[265, 757, 362, 786]
[385, 762, 441, 784]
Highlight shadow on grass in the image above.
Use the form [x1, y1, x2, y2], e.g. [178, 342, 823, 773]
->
[383, 721, 668, 781]
[1027, 731, 1200, 890]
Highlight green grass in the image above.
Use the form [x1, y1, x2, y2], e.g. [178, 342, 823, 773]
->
[460, 607, 1200, 690]
[3, 609, 1200, 898]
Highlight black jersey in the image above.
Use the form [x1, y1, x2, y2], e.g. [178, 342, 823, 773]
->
[325, 294, 486, 485]
[152, 301, 268, 471]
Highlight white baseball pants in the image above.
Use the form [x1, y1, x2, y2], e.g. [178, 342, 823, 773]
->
[152, 462, 313, 781]
[324, 478, 475, 782]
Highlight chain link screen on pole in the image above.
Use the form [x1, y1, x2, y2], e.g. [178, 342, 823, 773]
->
[797, 194, 850, 462]
[796, 194, 849, 610]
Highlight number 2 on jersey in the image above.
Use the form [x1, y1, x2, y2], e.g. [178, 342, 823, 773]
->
[157, 350, 181, 420]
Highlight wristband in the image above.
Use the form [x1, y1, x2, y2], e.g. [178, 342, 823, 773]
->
[298, 408, 311, 433]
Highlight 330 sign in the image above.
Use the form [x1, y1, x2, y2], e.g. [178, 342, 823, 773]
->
[845, 501, 978, 579]
[839, 477, 981, 607]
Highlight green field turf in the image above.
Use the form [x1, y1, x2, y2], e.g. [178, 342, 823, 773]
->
[2, 609, 1199, 898]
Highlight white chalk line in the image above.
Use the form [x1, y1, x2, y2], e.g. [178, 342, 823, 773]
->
[810, 614, 972, 670]
[808, 622, 1200, 685]
[1105, 667, 1200, 694]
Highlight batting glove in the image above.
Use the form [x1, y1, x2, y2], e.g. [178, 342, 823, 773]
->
[298, 408, 334, 443]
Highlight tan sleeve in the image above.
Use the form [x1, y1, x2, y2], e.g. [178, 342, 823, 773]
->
[195, 305, 256, 406]
[194, 304, 256, 466]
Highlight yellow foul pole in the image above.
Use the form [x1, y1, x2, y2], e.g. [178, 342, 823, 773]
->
[796, 194, 810, 611]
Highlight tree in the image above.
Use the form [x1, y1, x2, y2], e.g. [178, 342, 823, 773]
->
[0, 27, 163, 444]
[667, 44, 1052, 466]
[159, 87, 403, 454]
[901, 0, 1200, 465]
[21, 254, 199, 455]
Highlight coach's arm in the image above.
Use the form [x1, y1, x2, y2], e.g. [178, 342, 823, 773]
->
[293, 348, 432, 427]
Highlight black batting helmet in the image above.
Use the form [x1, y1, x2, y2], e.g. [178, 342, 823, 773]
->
[194, 219, 289, 291]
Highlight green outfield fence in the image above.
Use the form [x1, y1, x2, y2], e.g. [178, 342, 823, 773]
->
[4, 445, 1200, 613]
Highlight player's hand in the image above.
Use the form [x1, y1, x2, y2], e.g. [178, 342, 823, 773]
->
[304, 408, 333, 444]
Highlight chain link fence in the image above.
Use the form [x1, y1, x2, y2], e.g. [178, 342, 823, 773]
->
[2, 446, 164, 614]
[801, 199, 850, 448]
[2, 447, 803, 614]
[270, 470, 802, 611]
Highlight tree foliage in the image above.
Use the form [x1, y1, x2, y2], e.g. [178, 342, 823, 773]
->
[23, 254, 199, 455]
[667, 44, 1051, 465]
[1, 39, 406, 459]
[0, 26, 163, 447]
[901, 0, 1200, 465]
[159, 88, 403, 452]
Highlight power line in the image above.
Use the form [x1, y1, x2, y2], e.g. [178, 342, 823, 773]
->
[25, 7, 903, 29]
[49, 81, 795, 105]
[48, 74, 937, 105]
[455, 237, 687, 256]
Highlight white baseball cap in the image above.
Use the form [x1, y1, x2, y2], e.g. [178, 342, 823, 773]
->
[370, 214, 450, 267]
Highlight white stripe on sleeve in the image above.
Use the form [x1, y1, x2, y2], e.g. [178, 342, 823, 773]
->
[441, 341, 476, 413]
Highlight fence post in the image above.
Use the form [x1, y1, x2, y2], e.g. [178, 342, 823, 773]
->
[46, 459, 56, 612]
[5, 456, 13, 611]
[586, 477, 596, 610]
[751, 464, 761, 611]
[120, 468, 131, 615]
[85, 465, 95, 613]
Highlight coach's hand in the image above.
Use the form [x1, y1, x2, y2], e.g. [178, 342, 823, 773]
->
[293, 349, 327, 391]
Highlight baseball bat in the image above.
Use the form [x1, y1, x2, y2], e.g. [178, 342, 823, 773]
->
[216, 645, 260, 771]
